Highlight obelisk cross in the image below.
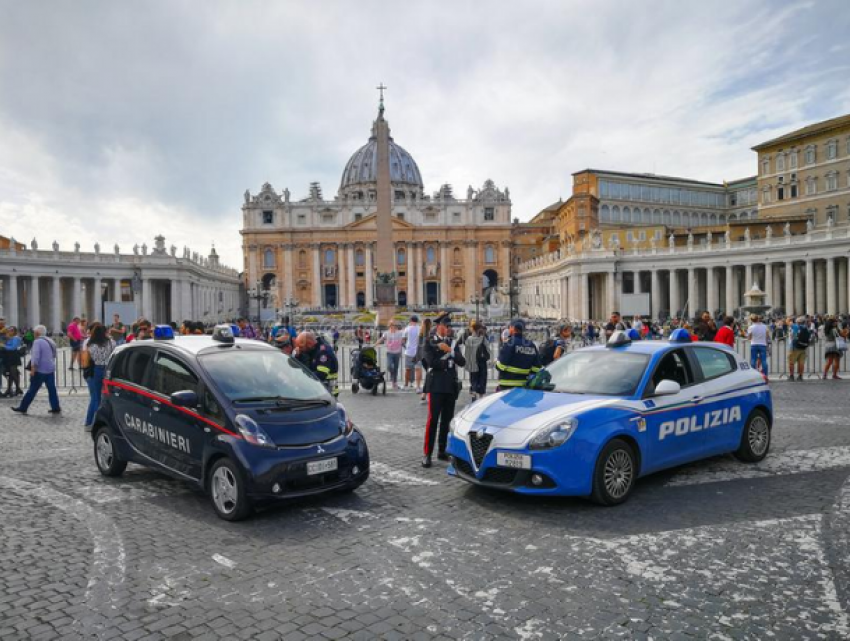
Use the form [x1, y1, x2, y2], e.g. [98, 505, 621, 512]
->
[377, 83, 387, 111]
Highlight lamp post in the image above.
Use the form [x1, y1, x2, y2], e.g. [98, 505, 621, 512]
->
[282, 297, 299, 326]
[246, 281, 270, 326]
[469, 293, 484, 322]
[500, 279, 520, 320]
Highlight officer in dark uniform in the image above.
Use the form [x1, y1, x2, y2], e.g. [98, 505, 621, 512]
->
[422, 313, 466, 468]
[495, 319, 541, 390]
[294, 331, 339, 397]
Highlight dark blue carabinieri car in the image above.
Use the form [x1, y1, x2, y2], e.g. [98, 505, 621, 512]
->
[90, 325, 369, 520]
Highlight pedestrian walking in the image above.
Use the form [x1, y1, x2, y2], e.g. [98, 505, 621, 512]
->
[421, 313, 466, 468]
[83, 322, 115, 428]
[401, 315, 420, 390]
[787, 316, 810, 381]
[463, 321, 490, 400]
[822, 316, 845, 380]
[377, 320, 404, 390]
[2, 326, 24, 397]
[746, 314, 769, 377]
[67, 316, 84, 370]
[11, 325, 60, 415]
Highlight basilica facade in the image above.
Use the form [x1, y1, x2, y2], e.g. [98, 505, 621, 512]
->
[240, 109, 514, 311]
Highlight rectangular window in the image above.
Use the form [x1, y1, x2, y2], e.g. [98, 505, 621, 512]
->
[262, 210, 274, 224]
[297, 214, 306, 224]
[790, 184, 798, 198]
[790, 152, 798, 169]
[777, 186, 784, 201]
[762, 159, 770, 175]
[641, 185, 651, 201]
[660, 188, 670, 203]
[354, 213, 362, 221]
[626, 231, 633, 242]
[776, 154, 785, 171]
[671, 188, 680, 204]
[806, 147, 816, 164]
[730, 193, 737, 206]
[650, 187, 660, 202]
[827, 174, 838, 191]
[484, 207, 495, 221]
[631, 184, 641, 200]
[827, 142, 837, 160]
[599, 180, 609, 198]
[639, 231, 646, 241]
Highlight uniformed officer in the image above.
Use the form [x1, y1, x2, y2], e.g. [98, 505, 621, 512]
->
[422, 313, 466, 468]
[294, 331, 339, 397]
[495, 319, 541, 390]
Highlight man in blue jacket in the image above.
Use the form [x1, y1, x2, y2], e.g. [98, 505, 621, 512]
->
[495, 319, 541, 391]
[12, 325, 61, 415]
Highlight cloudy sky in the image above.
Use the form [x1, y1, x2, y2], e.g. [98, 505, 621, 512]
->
[1, 0, 848, 269]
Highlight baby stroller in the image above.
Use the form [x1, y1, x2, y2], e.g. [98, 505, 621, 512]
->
[350, 346, 386, 396]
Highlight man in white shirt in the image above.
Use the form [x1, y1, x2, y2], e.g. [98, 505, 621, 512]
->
[402, 316, 421, 390]
[746, 314, 769, 376]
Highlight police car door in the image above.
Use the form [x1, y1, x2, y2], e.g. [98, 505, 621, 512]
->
[644, 348, 704, 471]
[110, 346, 157, 461]
[148, 352, 204, 480]
[688, 346, 744, 455]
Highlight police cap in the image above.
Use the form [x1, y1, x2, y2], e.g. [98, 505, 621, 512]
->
[510, 318, 525, 332]
[434, 312, 452, 326]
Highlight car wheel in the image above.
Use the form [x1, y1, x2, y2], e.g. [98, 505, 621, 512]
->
[591, 438, 637, 506]
[734, 409, 771, 463]
[209, 458, 252, 522]
[94, 426, 127, 477]
[352, 382, 359, 394]
[382, 382, 386, 395]
[371, 384, 378, 396]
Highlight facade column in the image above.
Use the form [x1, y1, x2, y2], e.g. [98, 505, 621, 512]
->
[686, 268, 696, 318]
[30, 276, 41, 328]
[827, 257, 837, 316]
[441, 243, 450, 305]
[764, 263, 773, 308]
[72, 276, 81, 319]
[581, 272, 590, 320]
[312, 244, 321, 308]
[784, 262, 794, 315]
[337, 245, 346, 309]
[142, 278, 153, 320]
[51, 276, 61, 334]
[170, 279, 182, 323]
[364, 242, 374, 308]
[405, 242, 414, 307]
[745, 264, 754, 291]
[346, 244, 356, 307]
[725, 266, 734, 316]
[606, 271, 616, 317]
[465, 242, 477, 304]
[805, 259, 815, 315]
[816, 261, 827, 315]
[650, 270, 660, 319]
[670, 269, 680, 319]
[413, 243, 423, 306]
[795, 263, 805, 315]
[93, 277, 102, 320]
[7, 275, 18, 327]
[839, 258, 848, 314]
[706, 267, 717, 315]
[282, 244, 293, 305]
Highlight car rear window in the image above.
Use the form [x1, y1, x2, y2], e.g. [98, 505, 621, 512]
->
[113, 349, 154, 386]
[151, 353, 200, 397]
[692, 347, 736, 380]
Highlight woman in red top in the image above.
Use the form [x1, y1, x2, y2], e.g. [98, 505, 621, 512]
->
[714, 316, 736, 347]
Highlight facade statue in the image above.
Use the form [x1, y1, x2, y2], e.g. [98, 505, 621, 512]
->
[827, 213, 835, 228]
[784, 221, 791, 237]
[505, 187, 510, 200]
[133, 244, 139, 255]
[283, 187, 290, 203]
[94, 241, 100, 254]
[141, 243, 148, 256]
[766, 225, 773, 240]
[170, 244, 177, 257]
[724, 230, 731, 247]
[744, 227, 751, 241]
[114, 243, 120, 255]
[807, 218, 814, 232]
[74, 242, 80, 253]
[669, 233, 675, 249]
[686, 233, 694, 248]
[591, 230, 602, 249]
[31, 238, 37, 251]
[706, 231, 713, 245]
[244, 189, 250, 204]
[52, 240, 59, 252]
[467, 185, 474, 200]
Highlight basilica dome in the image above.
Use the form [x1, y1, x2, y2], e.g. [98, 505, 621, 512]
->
[339, 122, 423, 193]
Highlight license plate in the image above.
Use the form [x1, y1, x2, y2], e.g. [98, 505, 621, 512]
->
[496, 452, 531, 470]
[307, 458, 338, 476]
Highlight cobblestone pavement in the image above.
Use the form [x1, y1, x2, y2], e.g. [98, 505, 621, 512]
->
[2, 382, 850, 640]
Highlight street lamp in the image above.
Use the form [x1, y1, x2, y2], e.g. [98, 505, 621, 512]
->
[282, 297, 299, 325]
[246, 280, 270, 325]
[469, 293, 484, 322]
[500, 279, 520, 319]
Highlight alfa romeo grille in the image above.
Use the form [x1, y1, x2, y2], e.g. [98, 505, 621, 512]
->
[454, 458, 474, 477]
[469, 433, 493, 467]
[482, 468, 518, 485]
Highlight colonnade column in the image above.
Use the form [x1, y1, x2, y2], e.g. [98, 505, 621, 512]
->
[650, 270, 660, 319]
[337, 246, 346, 309]
[405, 242, 415, 307]
[142, 278, 152, 320]
[415, 243, 424, 306]
[580, 272, 590, 320]
[7, 275, 18, 327]
[283, 244, 294, 305]
[441, 243, 450, 305]
[686, 268, 696, 317]
[725, 266, 734, 316]
[706, 267, 717, 315]
[311, 244, 321, 307]
[795, 263, 805, 315]
[30, 276, 41, 328]
[93, 277, 102, 320]
[171, 280, 182, 323]
[364, 243, 374, 308]
[113, 278, 122, 302]
[805, 259, 815, 315]
[839, 259, 848, 314]
[669, 270, 680, 319]
[745, 264, 754, 291]
[346, 244, 356, 307]
[784, 262, 794, 315]
[816, 261, 827, 314]
[764, 263, 773, 308]
[825, 257, 836, 315]
[606, 272, 616, 317]
[51, 277, 61, 333]
[72, 276, 81, 319]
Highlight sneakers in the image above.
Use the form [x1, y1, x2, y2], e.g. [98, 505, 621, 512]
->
[10, 407, 26, 414]
[415, 387, 422, 394]
[48, 408, 62, 414]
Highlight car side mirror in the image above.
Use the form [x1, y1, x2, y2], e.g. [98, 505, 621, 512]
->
[170, 390, 199, 408]
[654, 380, 681, 397]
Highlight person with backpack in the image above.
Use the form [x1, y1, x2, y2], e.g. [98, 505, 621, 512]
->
[788, 315, 810, 381]
[463, 321, 490, 401]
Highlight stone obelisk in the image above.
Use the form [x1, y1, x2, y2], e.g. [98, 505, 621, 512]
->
[374, 84, 396, 329]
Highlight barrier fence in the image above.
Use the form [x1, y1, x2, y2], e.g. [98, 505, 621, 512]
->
[4, 334, 846, 394]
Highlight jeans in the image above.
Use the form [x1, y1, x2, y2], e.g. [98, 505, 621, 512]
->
[750, 344, 768, 376]
[85, 365, 106, 426]
[19, 371, 60, 412]
[469, 367, 488, 395]
[387, 352, 401, 384]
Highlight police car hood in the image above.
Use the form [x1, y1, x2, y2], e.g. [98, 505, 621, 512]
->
[460, 388, 617, 433]
[246, 406, 343, 446]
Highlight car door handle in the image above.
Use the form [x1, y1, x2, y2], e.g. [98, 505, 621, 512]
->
[691, 396, 704, 404]
[152, 400, 162, 412]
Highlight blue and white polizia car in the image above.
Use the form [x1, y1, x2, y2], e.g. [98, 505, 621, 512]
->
[446, 330, 772, 505]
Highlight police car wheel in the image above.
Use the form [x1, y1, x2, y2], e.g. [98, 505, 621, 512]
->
[94, 426, 127, 477]
[591, 439, 636, 506]
[734, 410, 771, 463]
[352, 382, 359, 394]
[371, 385, 378, 396]
[209, 458, 252, 521]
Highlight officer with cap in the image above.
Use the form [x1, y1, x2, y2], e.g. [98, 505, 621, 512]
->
[422, 312, 466, 468]
[496, 319, 541, 390]
[294, 331, 339, 397]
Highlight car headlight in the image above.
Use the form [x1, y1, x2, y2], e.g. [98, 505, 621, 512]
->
[528, 418, 578, 450]
[234, 414, 275, 448]
[337, 403, 354, 436]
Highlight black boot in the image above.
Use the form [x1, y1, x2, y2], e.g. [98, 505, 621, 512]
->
[421, 455, 432, 468]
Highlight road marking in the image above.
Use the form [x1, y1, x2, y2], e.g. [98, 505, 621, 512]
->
[369, 461, 440, 486]
[212, 553, 237, 569]
[664, 445, 850, 487]
[776, 413, 850, 425]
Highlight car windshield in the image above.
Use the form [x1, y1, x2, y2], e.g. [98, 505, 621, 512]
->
[200, 350, 332, 403]
[538, 350, 650, 396]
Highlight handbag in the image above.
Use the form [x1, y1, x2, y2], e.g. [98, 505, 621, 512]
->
[837, 336, 848, 353]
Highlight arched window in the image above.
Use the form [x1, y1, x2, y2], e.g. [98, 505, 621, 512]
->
[485, 245, 495, 264]
[453, 247, 461, 264]
[324, 248, 335, 264]
[673, 210, 681, 226]
[263, 248, 274, 268]
[622, 207, 631, 223]
[643, 208, 651, 224]
[612, 206, 620, 222]
[426, 246, 435, 263]
[355, 249, 364, 266]
[662, 210, 671, 226]
[397, 248, 406, 265]
[298, 250, 307, 268]
[600, 204, 610, 222]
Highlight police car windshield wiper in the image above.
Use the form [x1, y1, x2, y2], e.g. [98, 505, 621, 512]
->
[232, 395, 330, 406]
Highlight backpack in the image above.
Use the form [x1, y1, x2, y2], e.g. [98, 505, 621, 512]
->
[540, 339, 558, 366]
[794, 326, 810, 349]
[476, 340, 491, 364]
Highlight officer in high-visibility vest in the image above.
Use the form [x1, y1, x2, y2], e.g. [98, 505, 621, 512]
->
[495, 319, 541, 391]
[294, 331, 339, 397]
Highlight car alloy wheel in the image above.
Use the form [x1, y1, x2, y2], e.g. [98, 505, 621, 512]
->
[96, 432, 114, 471]
[603, 450, 634, 500]
[748, 415, 770, 457]
[212, 466, 239, 516]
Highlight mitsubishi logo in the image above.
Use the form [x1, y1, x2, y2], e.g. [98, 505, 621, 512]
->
[316, 445, 325, 454]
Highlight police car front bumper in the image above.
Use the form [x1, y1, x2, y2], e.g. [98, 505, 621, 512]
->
[445, 434, 591, 496]
[235, 429, 370, 500]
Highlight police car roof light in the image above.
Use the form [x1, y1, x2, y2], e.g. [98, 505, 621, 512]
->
[212, 324, 235, 344]
[606, 330, 632, 348]
[669, 328, 692, 343]
[230, 324, 241, 337]
[153, 325, 175, 340]
[626, 328, 642, 341]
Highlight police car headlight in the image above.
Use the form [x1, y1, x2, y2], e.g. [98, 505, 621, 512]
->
[528, 418, 578, 450]
[234, 414, 275, 448]
[337, 403, 354, 436]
